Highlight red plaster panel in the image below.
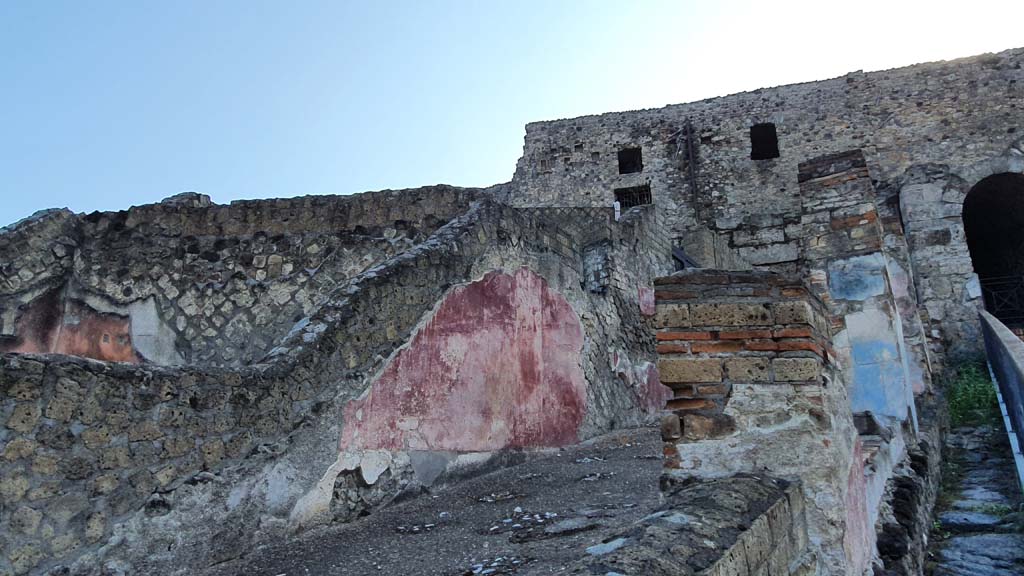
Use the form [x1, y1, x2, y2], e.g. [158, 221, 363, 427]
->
[340, 268, 587, 453]
[2, 288, 62, 354]
[52, 300, 140, 363]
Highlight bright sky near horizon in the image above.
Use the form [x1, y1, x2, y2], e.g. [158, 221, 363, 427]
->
[1, 0, 1022, 227]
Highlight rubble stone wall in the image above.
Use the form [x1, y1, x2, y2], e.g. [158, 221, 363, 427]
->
[0, 187, 479, 367]
[0, 198, 672, 575]
[654, 269, 863, 574]
[512, 47, 1024, 361]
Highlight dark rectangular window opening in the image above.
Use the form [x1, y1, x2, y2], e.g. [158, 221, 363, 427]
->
[750, 123, 780, 160]
[617, 147, 643, 174]
[614, 184, 652, 209]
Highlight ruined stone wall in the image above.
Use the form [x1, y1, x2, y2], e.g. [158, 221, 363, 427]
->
[654, 270, 863, 574]
[0, 187, 479, 367]
[652, 268, 950, 574]
[511, 47, 1024, 361]
[0, 197, 672, 575]
[872, 395, 945, 576]
[896, 139, 1024, 361]
[0, 210, 79, 330]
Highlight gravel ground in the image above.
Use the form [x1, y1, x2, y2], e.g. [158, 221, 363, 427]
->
[202, 427, 662, 576]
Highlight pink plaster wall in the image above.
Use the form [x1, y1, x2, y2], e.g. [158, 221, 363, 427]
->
[639, 363, 672, 413]
[638, 286, 656, 317]
[611, 351, 671, 414]
[843, 439, 873, 576]
[340, 268, 587, 453]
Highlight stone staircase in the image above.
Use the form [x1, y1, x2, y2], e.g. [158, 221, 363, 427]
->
[930, 426, 1024, 575]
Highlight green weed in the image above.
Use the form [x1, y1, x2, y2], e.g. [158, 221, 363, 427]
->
[944, 362, 1000, 427]
[977, 503, 1014, 517]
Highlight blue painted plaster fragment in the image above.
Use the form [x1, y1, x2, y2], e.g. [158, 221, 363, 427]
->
[828, 254, 886, 301]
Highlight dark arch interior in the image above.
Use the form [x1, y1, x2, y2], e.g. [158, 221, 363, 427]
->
[963, 172, 1024, 324]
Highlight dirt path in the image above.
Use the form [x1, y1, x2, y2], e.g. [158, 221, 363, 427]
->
[201, 427, 662, 576]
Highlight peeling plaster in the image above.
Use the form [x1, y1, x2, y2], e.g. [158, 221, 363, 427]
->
[843, 440, 872, 576]
[612, 350, 671, 415]
[288, 452, 360, 531]
[339, 267, 588, 455]
[0, 290, 141, 363]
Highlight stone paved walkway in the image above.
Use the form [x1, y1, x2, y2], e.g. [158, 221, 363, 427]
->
[930, 426, 1024, 576]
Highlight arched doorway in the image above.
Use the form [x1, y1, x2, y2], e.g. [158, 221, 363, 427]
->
[963, 172, 1024, 327]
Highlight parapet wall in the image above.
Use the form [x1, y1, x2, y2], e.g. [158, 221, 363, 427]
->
[570, 475, 815, 576]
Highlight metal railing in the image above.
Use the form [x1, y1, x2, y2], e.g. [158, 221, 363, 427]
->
[980, 275, 1024, 327]
[978, 310, 1024, 495]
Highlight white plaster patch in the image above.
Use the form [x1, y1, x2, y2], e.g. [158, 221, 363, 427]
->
[965, 275, 982, 300]
[264, 461, 299, 513]
[76, 291, 184, 365]
[359, 450, 392, 485]
[226, 483, 249, 511]
[288, 452, 360, 531]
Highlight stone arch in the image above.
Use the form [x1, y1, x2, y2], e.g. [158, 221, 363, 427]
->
[962, 172, 1024, 326]
[895, 137, 1024, 360]
[956, 136, 1024, 191]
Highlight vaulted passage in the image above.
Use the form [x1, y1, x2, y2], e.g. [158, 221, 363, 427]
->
[963, 172, 1024, 326]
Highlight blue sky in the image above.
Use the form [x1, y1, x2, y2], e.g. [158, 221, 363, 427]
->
[2, 0, 1022, 226]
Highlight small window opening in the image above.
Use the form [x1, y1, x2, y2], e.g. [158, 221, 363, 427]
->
[750, 123, 780, 160]
[614, 184, 652, 209]
[617, 147, 643, 174]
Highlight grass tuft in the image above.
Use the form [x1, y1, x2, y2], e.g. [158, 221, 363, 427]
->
[945, 362, 1000, 427]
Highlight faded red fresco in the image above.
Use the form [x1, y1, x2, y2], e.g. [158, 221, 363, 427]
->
[340, 268, 587, 453]
[639, 363, 672, 413]
[1, 291, 140, 363]
[638, 286, 656, 317]
[611, 351, 671, 414]
[843, 439, 872, 576]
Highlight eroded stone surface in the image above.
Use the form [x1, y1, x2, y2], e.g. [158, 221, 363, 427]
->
[339, 268, 588, 454]
[932, 427, 1024, 576]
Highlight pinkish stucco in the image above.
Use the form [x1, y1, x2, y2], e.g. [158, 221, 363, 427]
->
[340, 268, 587, 453]
[843, 439, 873, 576]
[611, 350, 671, 415]
[638, 286, 656, 317]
